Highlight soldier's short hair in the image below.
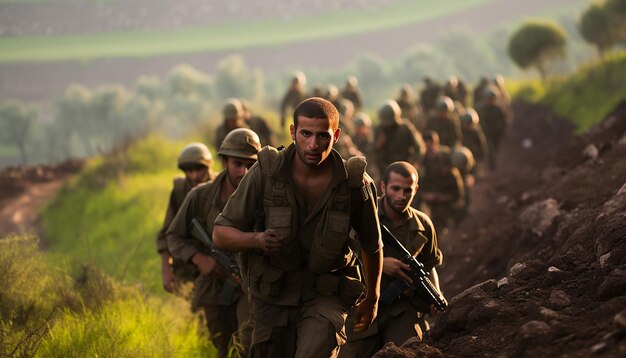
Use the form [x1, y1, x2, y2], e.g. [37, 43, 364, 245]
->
[383, 161, 419, 185]
[293, 97, 339, 131]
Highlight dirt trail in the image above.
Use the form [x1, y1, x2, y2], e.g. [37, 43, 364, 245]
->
[0, 161, 83, 238]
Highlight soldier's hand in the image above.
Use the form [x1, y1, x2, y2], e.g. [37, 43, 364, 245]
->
[254, 229, 286, 255]
[352, 296, 379, 333]
[161, 266, 176, 293]
[383, 257, 413, 284]
[192, 253, 227, 278]
[429, 304, 442, 317]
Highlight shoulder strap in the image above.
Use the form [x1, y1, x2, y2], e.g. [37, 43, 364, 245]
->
[257, 145, 280, 176]
[172, 177, 189, 209]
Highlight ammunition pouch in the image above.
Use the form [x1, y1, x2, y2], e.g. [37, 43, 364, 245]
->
[316, 273, 365, 306]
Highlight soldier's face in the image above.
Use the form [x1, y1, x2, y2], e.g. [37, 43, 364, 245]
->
[291, 116, 340, 167]
[381, 172, 418, 214]
[184, 166, 209, 188]
[225, 157, 256, 188]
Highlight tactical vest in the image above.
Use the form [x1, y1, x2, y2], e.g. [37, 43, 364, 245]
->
[247, 145, 369, 303]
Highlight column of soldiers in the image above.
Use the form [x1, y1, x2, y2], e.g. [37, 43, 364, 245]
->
[155, 72, 511, 357]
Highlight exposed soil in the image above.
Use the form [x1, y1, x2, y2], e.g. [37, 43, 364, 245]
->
[376, 101, 626, 357]
[0, 160, 83, 238]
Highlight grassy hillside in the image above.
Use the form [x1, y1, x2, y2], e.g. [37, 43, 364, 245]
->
[508, 51, 626, 131]
[0, 0, 494, 63]
[0, 234, 214, 357]
[40, 135, 202, 292]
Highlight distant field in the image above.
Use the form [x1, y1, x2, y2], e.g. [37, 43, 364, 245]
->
[0, 0, 494, 63]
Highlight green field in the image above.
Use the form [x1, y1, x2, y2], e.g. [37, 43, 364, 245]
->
[0, 0, 494, 63]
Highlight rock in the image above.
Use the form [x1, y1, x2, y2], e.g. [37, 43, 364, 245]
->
[517, 320, 551, 342]
[519, 199, 561, 236]
[509, 260, 544, 282]
[618, 133, 626, 146]
[565, 244, 593, 266]
[590, 343, 607, 355]
[399, 337, 445, 358]
[468, 300, 500, 329]
[615, 309, 626, 333]
[450, 279, 497, 305]
[599, 253, 611, 269]
[583, 144, 599, 160]
[598, 268, 626, 300]
[545, 266, 571, 285]
[538, 307, 560, 321]
[548, 289, 571, 310]
[497, 277, 509, 288]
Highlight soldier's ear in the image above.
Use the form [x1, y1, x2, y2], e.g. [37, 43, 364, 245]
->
[333, 127, 341, 144]
[290, 124, 296, 142]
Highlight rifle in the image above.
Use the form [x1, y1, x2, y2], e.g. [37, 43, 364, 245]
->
[191, 218, 242, 305]
[379, 224, 448, 312]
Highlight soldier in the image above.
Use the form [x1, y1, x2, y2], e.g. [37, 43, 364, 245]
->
[418, 132, 464, 234]
[326, 84, 342, 109]
[426, 96, 462, 148]
[449, 145, 475, 225]
[443, 76, 460, 102]
[472, 77, 489, 108]
[215, 98, 249, 150]
[279, 71, 308, 128]
[373, 100, 426, 178]
[396, 84, 419, 123]
[460, 108, 489, 166]
[340, 76, 364, 111]
[157, 143, 214, 294]
[341, 162, 443, 357]
[240, 99, 275, 147]
[352, 112, 373, 157]
[457, 77, 469, 107]
[334, 99, 362, 159]
[420, 77, 440, 113]
[167, 129, 262, 358]
[477, 88, 508, 170]
[212, 97, 384, 357]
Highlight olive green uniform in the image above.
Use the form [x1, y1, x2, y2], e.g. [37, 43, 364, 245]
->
[418, 159, 465, 233]
[340, 199, 442, 357]
[167, 172, 252, 358]
[214, 144, 382, 358]
[156, 178, 198, 281]
[426, 111, 462, 148]
[247, 116, 275, 147]
[341, 88, 364, 111]
[373, 120, 426, 176]
[477, 102, 507, 170]
[461, 123, 489, 163]
[279, 89, 307, 127]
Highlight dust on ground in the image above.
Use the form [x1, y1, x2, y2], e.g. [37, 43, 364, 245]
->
[0, 160, 83, 238]
[376, 101, 626, 357]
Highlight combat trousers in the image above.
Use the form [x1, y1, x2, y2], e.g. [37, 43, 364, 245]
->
[250, 295, 349, 358]
[204, 294, 253, 358]
[339, 301, 425, 358]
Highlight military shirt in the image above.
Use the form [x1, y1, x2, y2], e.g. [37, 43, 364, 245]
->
[156, 177, 192, 253]
[373, 120, 426, 173]
[426, 112, 463, 148]
[215, 144, 382, 305]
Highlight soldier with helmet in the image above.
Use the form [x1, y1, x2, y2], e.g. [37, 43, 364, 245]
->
[341, 75, 364, 111]
[420, 77, 441, 113]
[426, 96, 462, 148]
[240, 99, 275, 147]
[477, 87, 508, 170]
[167, 129, 262, 358]
[395, 84, 421, 129]
[449, 145, 475, 225]
[157, 142, 214, 294]
[279, 71, 308, 128]
[460, 108, 489, 166]
[373, 100, 426, 179]
[215, 98, 249, 150]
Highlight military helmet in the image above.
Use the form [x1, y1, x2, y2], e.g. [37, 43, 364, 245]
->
[326, 84, 339, 101]
[435, 96, 455, 112]
[400, 83, 413, 97]
[178, 142, 212, 169]
[378, 100, 402, 126]
[354, 112, 372, 128]
[483, 86, 499, 99]
[293, 71, 307, 86]
[346, 75, 358, 88]
[460, 108, 479, 125]
[450, 145, 475, 173]
[447, 75, 459, 87]
[218, 128, 261, 160]
[222, 98, 244, 120]
[337, 98, 355, 119]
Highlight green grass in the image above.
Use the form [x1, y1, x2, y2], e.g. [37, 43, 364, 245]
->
[508, 51, 626, 132]
[40, 135, 189, 292]
[0, 0, 494, 63]
[0, 234, 215, 357]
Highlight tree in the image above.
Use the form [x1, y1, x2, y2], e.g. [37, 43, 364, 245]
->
[508, 20, 567, 81]
[0, 101, 37, 164]
[605, 0, 626, 43]
[579, 3, 615, 57]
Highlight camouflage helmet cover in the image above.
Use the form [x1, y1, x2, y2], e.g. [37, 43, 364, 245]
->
[460, 108, 479, 124]
[223, 98, 244, 120]
[435, 96, 455, 112]
[178, 142, 212, 169]
[378, 100, 402, 126]
[218, 128, 261, 160]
